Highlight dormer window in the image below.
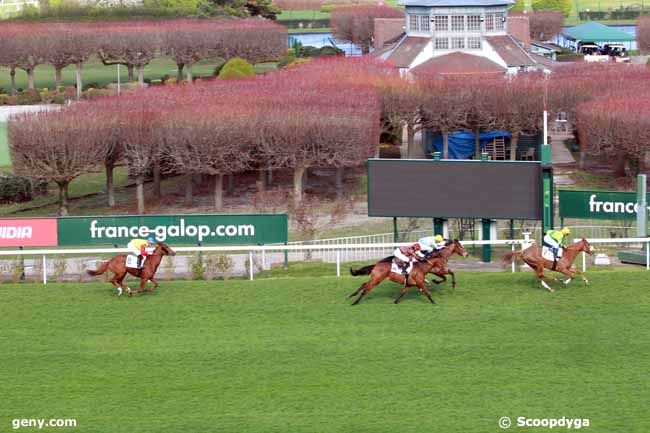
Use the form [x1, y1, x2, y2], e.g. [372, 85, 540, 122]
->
[451, 15, 465, 32]
[409, 14, 431, 32]
[433, 15, 449, 31]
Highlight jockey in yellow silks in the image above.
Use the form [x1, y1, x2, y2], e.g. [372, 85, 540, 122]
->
[543, 227, 570, 260]
[127, 237, 155, 269]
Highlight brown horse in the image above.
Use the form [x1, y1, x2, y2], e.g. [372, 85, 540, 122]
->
[502, 238, 594, 292]
[350, 239, 467, 289]
[86, 242, 176, 296]
[348, 240, 469, 305]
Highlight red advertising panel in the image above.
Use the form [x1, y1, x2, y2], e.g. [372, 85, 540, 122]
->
[0, 218, 58, 247]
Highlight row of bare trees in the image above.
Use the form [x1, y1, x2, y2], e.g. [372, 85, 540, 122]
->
[0, 19, 287, 97]
[8, 62, 380, 215]
[8, 57, 650, 215]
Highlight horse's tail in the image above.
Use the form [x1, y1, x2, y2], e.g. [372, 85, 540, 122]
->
[350, 265, 375, 276]
[502, 251, 522, 268]
[87, 260, 110, 277]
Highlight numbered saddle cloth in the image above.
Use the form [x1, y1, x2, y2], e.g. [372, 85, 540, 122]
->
[541, 246, 557, 261]
[126, 255, 147, 269]
[391, 261, 413, 275]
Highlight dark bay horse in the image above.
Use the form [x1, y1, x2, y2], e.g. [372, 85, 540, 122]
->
[87, 242, 176, 296]
[348, 240, 469, 305]
[502, 238, 594, 292]
[350, 239, 468, 289]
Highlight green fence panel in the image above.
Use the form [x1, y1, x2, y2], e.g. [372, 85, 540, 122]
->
[559, 190, 650, 220]
[57, 214, 288, 246]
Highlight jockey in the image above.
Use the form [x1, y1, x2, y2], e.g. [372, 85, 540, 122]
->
[393, 242, 425, 277]
[418, 234, 446, 255]
[127, 237, 155, 269]
[543, 227, 570, 260]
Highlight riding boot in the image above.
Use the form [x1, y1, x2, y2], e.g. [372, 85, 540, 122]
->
[137, 255, 143, 269]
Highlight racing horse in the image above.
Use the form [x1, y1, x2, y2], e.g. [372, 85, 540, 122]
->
[350, 239, 467, 289]
[348, 240, 469, 305]
[502, 238, 594, 292]
[86, 242, 176, 296]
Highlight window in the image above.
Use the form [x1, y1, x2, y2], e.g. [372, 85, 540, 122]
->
[451, 37, 465, 49]
[451, 15, 465, 32]
[418, 15, 430, 32]
[468, 36, 481, 49]
[467, 14, 481, 31]
[485, 13, 494, 31]
[435, 37, 449, 49]
[409, 14, 418, 31]
[494, 12, 505, 30]
[434, 15, 448, 31]
[409, 14, 430, 32]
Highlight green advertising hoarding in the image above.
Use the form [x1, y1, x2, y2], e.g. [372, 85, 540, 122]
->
[559, 190, 650, 220]
[57, 214, 288, 246]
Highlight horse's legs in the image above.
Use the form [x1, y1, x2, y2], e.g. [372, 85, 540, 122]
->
[352, 281, 379, 305]
[416, 279, 436, 304]
[572, 268, 589, 285]
[113, 272, 130, 296]
[536, 267, 555, 292]
[394, 284, 410, 304]
[348, 282, 368, 299]
[429, 273, 446, 285]
[149, 278, 159, 291]
[448, 270, 456, 289]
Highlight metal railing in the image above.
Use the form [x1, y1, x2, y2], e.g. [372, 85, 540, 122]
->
[0, 237, 648, 284]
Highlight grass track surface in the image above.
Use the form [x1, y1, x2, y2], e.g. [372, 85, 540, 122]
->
[2, 270, 649, 432]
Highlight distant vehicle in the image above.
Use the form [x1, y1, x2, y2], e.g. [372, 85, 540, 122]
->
[578, 43, 602, 55]
[602, 44, 630, 62]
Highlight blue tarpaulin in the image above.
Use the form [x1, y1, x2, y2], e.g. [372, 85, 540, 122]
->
[426, 130, 511, 159]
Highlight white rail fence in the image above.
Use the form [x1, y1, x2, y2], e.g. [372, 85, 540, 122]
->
[0, 238, 648, 284]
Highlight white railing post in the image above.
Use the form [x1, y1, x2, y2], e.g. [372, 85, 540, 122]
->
[336, 250, 341, 277]
[261, 249, 266, 270]
[582, 251, 586, 273]
[646, 240, 649, 271]
[511, 243, 515, 273]
[42, 255, 47, 285]
[249, 251, 254, 281]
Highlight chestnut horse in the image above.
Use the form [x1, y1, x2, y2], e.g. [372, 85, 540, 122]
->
[350, 239, 467, 289]
[86, 242, 176, 296]
[348, 240, 469, 305]
[502, 238, 594, 292]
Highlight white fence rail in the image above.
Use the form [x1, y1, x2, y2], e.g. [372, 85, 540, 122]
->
[1, 237, 648, 284]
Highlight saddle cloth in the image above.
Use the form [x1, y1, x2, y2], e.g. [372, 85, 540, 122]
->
[541, 246, 559, 261]
[126, 255, 147, 269]
[391, 261, 413, 275]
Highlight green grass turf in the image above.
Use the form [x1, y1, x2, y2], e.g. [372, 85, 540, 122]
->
[1, 270, 649, 433]
[0, 122, 8, 167]
[0, 56, 224, 92]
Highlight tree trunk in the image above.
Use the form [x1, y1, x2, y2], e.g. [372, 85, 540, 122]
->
[75, 63, 83, 100]
[474, 128, 481, 159]
[55, 67, 63, 89]
[106, 162, 115, 207]
[127, 64, 134, 81]
[406, 122, 416, 159]
[153, 159, 161, 199]
[138, 65, 145, 86]
[266, 165, 273, 185]
[9, 67, 16, 95]
[335, 167, 344, 199]
[613, 153, 627, 177]
[509, 133, 519, 161]
[57, 181, 70, 216]
[185, 174, 193, 207]
[227, 174, 234, 194]
[579, 150, 585, 169]
[442, 131, 449, 159]
[186, 62, 193, 83]
[213, 174, 224, 211]
[136, 174, 145, 214]
[27, 67, 35, 89]
[257, 169, 266, 191]
[293, 166, 306, 206]
[176, 62, 184, 82]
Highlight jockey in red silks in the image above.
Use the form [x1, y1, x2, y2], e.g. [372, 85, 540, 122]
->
[127, 237, 155, 269]
[393, 242, 425, 278]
